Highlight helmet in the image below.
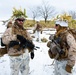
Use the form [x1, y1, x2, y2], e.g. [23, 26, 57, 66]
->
[11, 8, 27, 21]
[15, 16, 26, 21]
[55, 19, 68, 27]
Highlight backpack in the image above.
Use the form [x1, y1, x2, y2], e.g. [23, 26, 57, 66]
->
[67, 28, 76, 40]
[1, 38, 6, 46]
[36, 24, 42, 31]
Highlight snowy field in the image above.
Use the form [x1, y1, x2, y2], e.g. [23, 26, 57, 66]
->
[0, 25, 76, 75]
[28, 29, 56, 75]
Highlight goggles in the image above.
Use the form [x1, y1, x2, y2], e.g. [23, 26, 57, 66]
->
[16, 18, 25, 22]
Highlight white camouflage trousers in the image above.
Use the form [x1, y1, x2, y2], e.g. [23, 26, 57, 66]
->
[54, 60, 76, 75]
[9, 49, 30, 75]
[35, 31, 41, 42]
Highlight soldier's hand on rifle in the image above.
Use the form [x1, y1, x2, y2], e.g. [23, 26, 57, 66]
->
[49, 34, 54, 40]
[30, 52, 34, 59]
[17, 34, 35, 50]
[27, 41, 35, 50]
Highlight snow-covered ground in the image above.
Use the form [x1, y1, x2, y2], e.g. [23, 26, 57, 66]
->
[0, 24, 56, 75]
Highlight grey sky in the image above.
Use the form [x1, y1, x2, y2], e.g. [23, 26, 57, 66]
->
[0, 0, 76, 20]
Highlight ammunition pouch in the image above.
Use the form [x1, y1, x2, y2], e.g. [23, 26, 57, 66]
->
[48, 48, 57, 59]
[48, 41, 68, 60]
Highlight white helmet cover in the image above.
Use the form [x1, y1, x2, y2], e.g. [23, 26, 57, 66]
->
[55, 19, 68, 27]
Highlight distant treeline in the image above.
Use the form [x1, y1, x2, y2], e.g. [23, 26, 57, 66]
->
[24, 20, 76, 29]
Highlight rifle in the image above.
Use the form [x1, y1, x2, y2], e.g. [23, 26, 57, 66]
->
[9, 38, 40, 51]
[17, 38, 40, 51]
[49, 34, 64, 56]
[52, 39, 64, 56]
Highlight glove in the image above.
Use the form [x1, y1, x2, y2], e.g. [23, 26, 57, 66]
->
[9, 41, 19, 48]
[65, 65, 72, 73]
[49, 34, 54, 40]
[30, 52, 34, 59]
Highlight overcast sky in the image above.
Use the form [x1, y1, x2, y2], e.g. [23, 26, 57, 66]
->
[0, 0, 76, 20]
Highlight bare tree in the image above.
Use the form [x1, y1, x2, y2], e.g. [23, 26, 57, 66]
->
[37, 1, 56, 23]
[68, 10, 76, 19]
[30, 7, 39, 21]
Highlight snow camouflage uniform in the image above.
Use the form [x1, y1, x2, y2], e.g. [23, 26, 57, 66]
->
[2, 23, 34, 75]
[2, 16, 34, 75]
[47, 20, 76, 75]
[33, 21, 42, 42]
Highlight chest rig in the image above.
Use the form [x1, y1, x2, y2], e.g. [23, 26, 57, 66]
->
[7, 25, 29, 56]
[54, 31, 69, 59]
[12, 25, 28, 39]
[55, 33, 68, 49]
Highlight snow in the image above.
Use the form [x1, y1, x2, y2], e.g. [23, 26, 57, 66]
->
[0, 22, 6, 33]
[29, 42, 54, 75]
[0, 24, 56, 75]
